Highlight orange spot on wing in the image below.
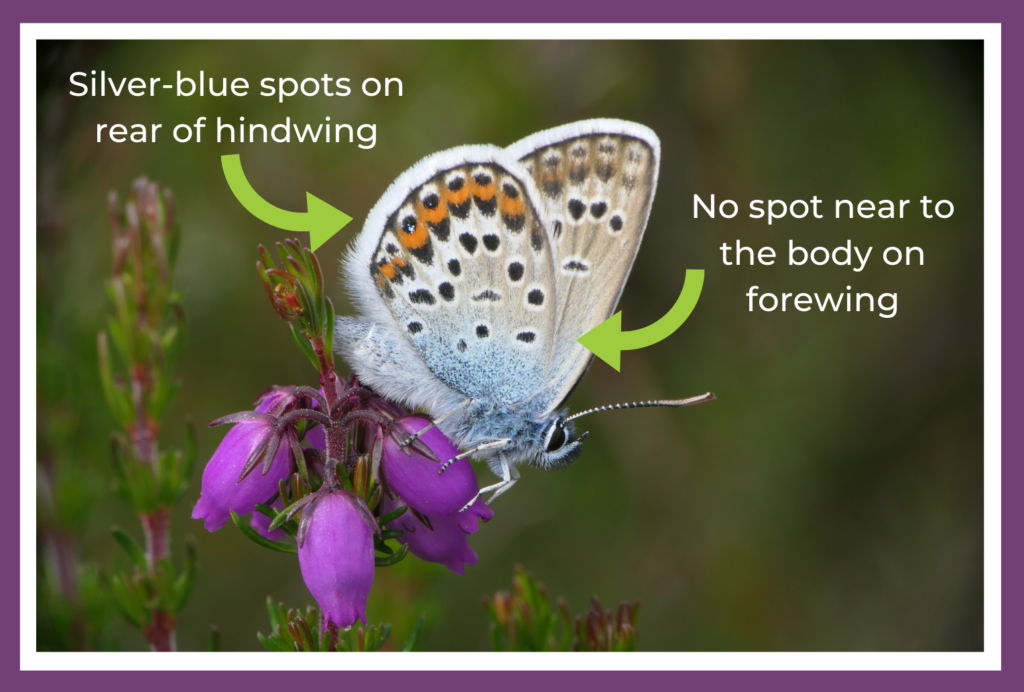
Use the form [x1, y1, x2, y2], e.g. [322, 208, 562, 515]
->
[500, 195, 525, 217]
[397, 218, 429, 250]
[470, 178, 495, 201]
[444, 184, 471, 206]
[418, 201, 447, 225]
[392, 255, 407, 268]
[378, 261, 397, 279]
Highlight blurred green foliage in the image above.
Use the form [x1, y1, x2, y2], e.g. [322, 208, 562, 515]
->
[485, 565, 640, 651]
[257, 598, 424, 652]
[36, 40, 982, 651]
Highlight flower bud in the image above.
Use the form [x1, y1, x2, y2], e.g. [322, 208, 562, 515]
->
[258, 260, 304, 322]
[274, 282, 303, 317]
[297, 491, 375, 630]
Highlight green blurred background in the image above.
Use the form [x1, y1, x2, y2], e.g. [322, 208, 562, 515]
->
[36, 40, 983, 651]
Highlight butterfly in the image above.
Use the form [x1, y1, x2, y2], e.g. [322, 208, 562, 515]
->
[335, 119, 712, 509]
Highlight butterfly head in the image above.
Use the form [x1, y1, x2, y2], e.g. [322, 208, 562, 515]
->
[536, 415, 588, 470]
[531, 393, 719, 470]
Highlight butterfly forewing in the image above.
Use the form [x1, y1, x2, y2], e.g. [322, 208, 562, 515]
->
[367, 159, 557, 405]
[508, 121, 660, 414]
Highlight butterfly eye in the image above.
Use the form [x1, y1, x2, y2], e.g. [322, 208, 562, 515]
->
[545, 421, 567, 453]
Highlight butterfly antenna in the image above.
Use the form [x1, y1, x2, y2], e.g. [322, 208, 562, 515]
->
[565, 392, 716, 423]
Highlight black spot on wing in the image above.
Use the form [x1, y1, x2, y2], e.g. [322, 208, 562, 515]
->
[563, 260, 589, 273]
[527, 289, 544, 306]
[483, 234, 501, 251]
[448, 199, 471, 219]
[408, 289, 435, 305]
[447, 258, 461, 276]
[502, 183, 519, 199]
[438, 282, 455, 302]
[429, 217, 451, 241]
[569, 166, 588, 184]
[610, 215, 623, 231]
[530, 227, 544, 252]
[516, 331, 536, 343]
[447, 176, 465, 191]
[409, 242, 433, 265]
[596, 163, 615, 182]
[457, 339, 467, 352]
[472, 289, 501, 302]
[590, 202, 607, 219]
[476, 325, 489, 338]
[542, 180, 563, 198]
[502, 213, 525, 232]
[552, 220, 563, 239]
[507, 262, 524, 282]
[407, 321, 422, 334]
[422, 193, 439, 210]
[459, 233, 478, 254]
[474, 196, 497, 216]
[568, 199, 586, 220]
[386, 243, 398, 254]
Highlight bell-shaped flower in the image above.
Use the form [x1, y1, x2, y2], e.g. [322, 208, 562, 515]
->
[250, 499, 287, 541]
[380, 416, 480, 516]
[192, 390, 296, 532]
[381, 493, 492, 575]
[297, 489, 376, 630]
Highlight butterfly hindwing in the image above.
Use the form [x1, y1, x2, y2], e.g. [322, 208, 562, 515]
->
[348, 146, 557, 407]
[507, 120, 661, 414]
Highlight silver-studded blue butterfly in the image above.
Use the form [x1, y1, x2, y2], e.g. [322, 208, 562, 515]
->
[335, 119, 711, 509]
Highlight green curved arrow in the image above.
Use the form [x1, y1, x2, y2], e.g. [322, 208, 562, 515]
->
[578, 269, 705, 372]
[221, 154, 352, 251]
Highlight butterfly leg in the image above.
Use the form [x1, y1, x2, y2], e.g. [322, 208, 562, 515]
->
[398, 399, 471, 451]
[438, 439, 511, 475]
[484, 458, 520, 505]
[459, 453, 518, 512]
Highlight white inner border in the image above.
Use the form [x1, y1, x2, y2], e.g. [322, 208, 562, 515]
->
[20, 23, 1002, 672]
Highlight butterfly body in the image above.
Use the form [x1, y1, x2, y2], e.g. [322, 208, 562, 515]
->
[335, 120, 659, 497]
[334, 316, 583, 474]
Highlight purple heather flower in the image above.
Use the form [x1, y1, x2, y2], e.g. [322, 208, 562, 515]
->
[381, 493, 493, 575]
[305, 423, 326, 451]
[377, 415, 493, 574]
[298, 490, 376, 630]
[380, 416, 480, 516]
[250, 499, 287, 541]
[192, 391, 295, 532]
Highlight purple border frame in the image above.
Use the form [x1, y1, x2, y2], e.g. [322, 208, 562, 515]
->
[14, 1, 1017, 688]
